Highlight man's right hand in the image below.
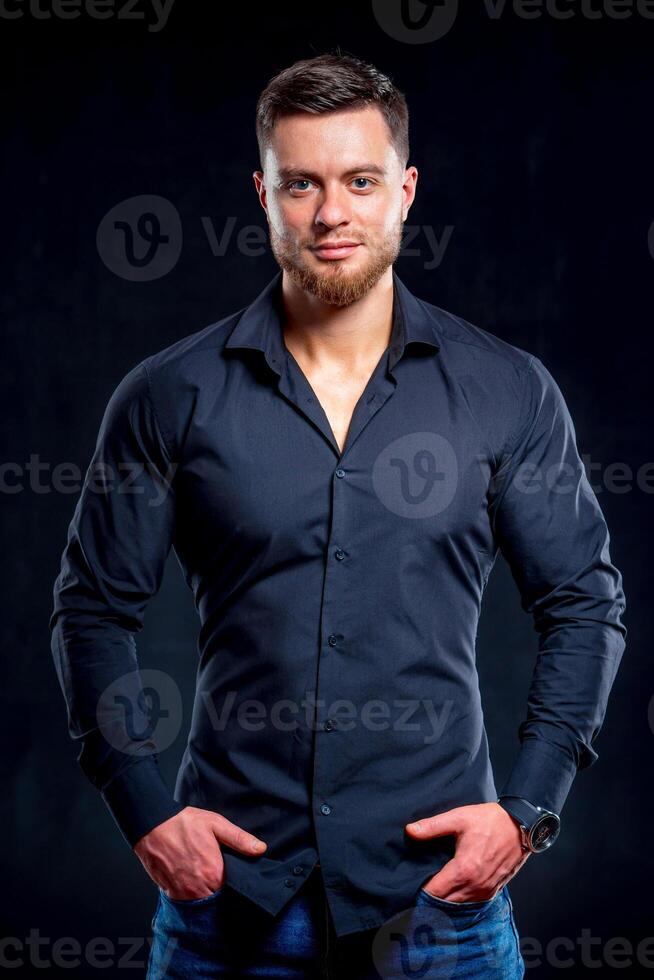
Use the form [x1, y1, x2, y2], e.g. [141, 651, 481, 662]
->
[133, 806, 268, 900]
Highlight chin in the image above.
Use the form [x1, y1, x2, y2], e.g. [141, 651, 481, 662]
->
[272, 234, 398, 306]
[294, 264, 387, 307]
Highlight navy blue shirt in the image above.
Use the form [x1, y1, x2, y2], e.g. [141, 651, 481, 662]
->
[50, 269, 626, 937]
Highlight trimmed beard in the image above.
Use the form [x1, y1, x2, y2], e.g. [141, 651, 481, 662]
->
[269, 214, 404, 308]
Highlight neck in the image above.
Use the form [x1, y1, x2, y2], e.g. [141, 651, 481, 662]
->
[280, 267, 395, 370]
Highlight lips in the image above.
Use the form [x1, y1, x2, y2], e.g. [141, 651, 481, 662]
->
[311, 242, 361, 260]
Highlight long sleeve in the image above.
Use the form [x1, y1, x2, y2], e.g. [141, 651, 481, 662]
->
[49, 360, 186, 848]
[488, 354, 627, 816]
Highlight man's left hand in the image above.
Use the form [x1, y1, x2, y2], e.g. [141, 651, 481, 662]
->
[405, 802, 531, 902]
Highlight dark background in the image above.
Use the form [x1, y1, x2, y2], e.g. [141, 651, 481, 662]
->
[2, 1, 652, 976]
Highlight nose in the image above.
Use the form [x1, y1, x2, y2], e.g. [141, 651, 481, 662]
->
[314, 183, 351, 231]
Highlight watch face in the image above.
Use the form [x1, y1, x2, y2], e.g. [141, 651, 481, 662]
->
[530, 814, 561, 852]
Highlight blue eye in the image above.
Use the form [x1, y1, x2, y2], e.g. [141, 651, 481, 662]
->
[286, 177, 373, 192]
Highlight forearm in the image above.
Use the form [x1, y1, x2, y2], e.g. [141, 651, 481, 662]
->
[490, 355, 627, 815]
[49, 359, 184, 848]
[50, 613, 185, 846]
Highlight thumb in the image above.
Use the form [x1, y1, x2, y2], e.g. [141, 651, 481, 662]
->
[405, 808, 462, 839]
[212, 814, 268, 856]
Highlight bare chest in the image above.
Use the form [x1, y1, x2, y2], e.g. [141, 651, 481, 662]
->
[295, 359, 383, 455]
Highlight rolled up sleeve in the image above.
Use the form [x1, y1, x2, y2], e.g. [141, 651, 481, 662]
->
[49, 360, 185, 848]
[489, 355, 627, 815]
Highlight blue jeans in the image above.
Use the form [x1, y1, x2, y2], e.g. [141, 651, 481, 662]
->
[147, 866, 525, 978]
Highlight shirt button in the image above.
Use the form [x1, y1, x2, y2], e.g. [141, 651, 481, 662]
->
[334, 548, 346, 561]
[320, 804, 331, 815]
[284, 878, 295, 888]
[335, 468, 346, 478]
[328, 634, 338, 646]
[293, 865, 304, 875]
[324, 719, 335, 731]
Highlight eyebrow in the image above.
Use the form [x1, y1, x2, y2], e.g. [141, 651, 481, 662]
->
[277, 164, 387, 182]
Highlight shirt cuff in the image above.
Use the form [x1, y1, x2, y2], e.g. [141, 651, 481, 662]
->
[497, 737, 578, 816]
[101, 757, 186, 848]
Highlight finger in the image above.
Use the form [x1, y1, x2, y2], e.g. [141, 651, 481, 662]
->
[424, 863, 462, 898]
[428, 861, 504, 902]
[212, 815, 267, 855]
[406, 809, 462, 839]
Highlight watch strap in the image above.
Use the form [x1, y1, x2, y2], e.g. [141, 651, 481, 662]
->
[497, 796, 560, 853]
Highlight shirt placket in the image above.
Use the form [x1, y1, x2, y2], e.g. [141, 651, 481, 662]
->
[272, 347, 399, 901]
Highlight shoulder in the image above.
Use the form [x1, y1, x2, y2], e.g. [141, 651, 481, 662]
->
[141, 307, 246, 384]
[417, 295, 572, 456]
[423, 296, 570, 404]
[424, 297, 536, 377]
[100, 304, 247, 459]
[131, 306, 247, 426]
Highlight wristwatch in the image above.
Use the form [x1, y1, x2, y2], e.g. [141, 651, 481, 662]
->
[497, 796, 561, 853]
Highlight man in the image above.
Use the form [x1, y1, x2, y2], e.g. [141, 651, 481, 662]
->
[50, 53, 626, 978]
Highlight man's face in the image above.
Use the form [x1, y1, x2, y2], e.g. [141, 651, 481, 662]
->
[253, 106, 417, 306]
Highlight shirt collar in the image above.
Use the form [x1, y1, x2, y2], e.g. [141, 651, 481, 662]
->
[225, 268, 441, 375]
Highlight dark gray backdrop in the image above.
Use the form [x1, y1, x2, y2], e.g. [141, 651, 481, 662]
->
[2, 1, 652, 976]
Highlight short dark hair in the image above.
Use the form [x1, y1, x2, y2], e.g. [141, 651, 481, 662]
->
[255, 52, 409, 169]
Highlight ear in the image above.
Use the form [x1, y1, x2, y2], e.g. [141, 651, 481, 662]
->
[252, 171, 268, 214]
[402, 165, 418, 221]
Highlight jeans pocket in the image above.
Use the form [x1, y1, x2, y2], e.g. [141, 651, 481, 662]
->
[418, 884, 501, 912]
[150, 893, 162, 930]
[159, 884, 225, 908]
